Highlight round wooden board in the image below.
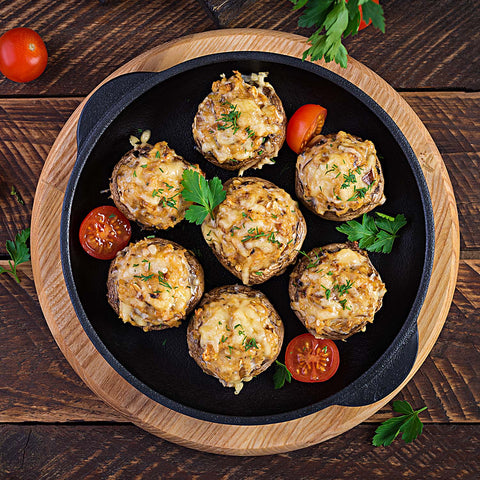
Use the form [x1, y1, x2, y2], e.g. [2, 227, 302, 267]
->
[31, 29, 459, 455]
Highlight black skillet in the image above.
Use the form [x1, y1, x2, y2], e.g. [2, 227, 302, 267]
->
[61, 52, 434, 425]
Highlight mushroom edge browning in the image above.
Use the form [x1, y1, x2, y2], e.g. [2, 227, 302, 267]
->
[289, 243, 386, 340]
[187, 285, 284, 394]
[107, 238, 204, 331]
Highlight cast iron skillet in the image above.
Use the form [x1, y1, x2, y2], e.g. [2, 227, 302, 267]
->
[61, 52, 434, 425]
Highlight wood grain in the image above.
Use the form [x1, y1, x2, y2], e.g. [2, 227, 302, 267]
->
[0, 0, 478, 95]
[0, 98, 81, 250]
[28, 30, 458, 454]
[0, 0, 215, 97]
[0, 260, 477, 423]
[1, 424, 479, 480]
[1, 93, 476, 255]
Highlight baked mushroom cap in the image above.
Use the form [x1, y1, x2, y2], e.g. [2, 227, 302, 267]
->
[289, 242, 386, 340]
[110, 141, 203, 230]
[192, 71, 287, 174]
[201, 176, 307, 285]
[295, 131, 386, 221]
[187, 285, 284, 393]
[107, 238, 204, 331]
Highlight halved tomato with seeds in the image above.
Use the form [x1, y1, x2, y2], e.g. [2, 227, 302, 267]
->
[285, 333, 339, 383]
[79, 206, 131, 260]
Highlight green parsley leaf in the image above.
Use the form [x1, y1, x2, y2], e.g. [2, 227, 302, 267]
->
[273, 360, 292, 389]
[181, 170, 226, 225]
[373, 401, 427, 447]
[0, 228, 31, 283]
[336, 212, 407, 254]
[292, 0, 385, 68]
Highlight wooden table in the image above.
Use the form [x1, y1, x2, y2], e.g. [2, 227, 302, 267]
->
[0, 0, 478, 477]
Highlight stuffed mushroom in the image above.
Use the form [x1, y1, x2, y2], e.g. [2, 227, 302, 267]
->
[192, 71, 287, 174]
[187, 285, 284, 394]
[201, 176, 307, 285]
[107, 238, 204, 331]
[110, 139, 203, 230]
[295, 131, 386, 221]
[289, 243, 386, 340]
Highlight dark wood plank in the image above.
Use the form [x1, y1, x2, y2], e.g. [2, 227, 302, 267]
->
[0, 0, 478, 95]
[197, 0, 256, 26]
[0, 260, 478, 423]
[228, 0, 480, 91]
[0, 0, 216, 96]
[0, 262, 124, 422]
[0, 98, 81, 247]
[0, 424, 479, 479]
[1, 93, 478, 253]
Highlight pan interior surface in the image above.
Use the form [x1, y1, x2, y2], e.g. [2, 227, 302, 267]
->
[65, 54, 432, 424]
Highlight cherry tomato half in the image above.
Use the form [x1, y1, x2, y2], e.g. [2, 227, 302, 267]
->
[0, 27, 48, 83]
[79, 206, 131, 260]
[286, 104, 327, 154]
[285, 334, 340, 383]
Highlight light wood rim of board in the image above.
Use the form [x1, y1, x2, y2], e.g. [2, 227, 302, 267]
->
[31, 29, 459, 456]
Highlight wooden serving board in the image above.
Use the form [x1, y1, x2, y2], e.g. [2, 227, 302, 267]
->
[31, 29, 459, 455]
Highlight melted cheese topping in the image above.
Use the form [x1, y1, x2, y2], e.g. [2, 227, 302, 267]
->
[296, 131, 385, 216]
[110, 239, 201, 331]
[192, 71, 285, 171]
[194, 290, 282, 392]
[113, 141, 202, 229]
[291, 247, 386, 339]
[201, 177, 306, 285]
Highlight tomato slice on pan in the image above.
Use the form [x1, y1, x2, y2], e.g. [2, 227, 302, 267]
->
[286, 104, 327, 154]
[79, 206, 131, 260]
[285, 333, 340, 383]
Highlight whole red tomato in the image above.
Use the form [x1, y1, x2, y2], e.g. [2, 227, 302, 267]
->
[0, 27, 48, 83]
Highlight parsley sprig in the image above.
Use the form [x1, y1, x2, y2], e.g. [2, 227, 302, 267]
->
[273, 360, 292, 389]
[181, 170, 226, 225]
[292, 0, 385, 68]
[373, 401, 427, 446]
[336, 212, 407, 254]
[0, 228, 31, 283]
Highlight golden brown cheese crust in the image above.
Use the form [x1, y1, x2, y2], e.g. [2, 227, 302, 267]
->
[192, 71, 286, 173]
[187, 285, 284, 393]
[110, 141, 203, 230]
[201, 177, 307, 285]
[295, 131, 386, 221]
[107, 238, 204, 331]
[289, 243, 386, 340]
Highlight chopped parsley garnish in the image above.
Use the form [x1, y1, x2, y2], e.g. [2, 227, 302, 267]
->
[341, 169, 357, 189]
[217, 102, 241, 134]
[336, 212, 407, 254]
[155, 151, 161, 158]
[333, 279, 354, 296]
[244, 337, 259, 351]
[134, 274, 154, 281]
[181, 170, 226, 225]
[321, 284, 331, 300]
[133, 170, 137, 178]
[157, 272, 172, 290]
[140, 164, 147, 168]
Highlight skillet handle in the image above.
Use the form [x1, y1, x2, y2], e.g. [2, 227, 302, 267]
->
[76, 72, 158, 150]
[339, 328, 418, 407]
